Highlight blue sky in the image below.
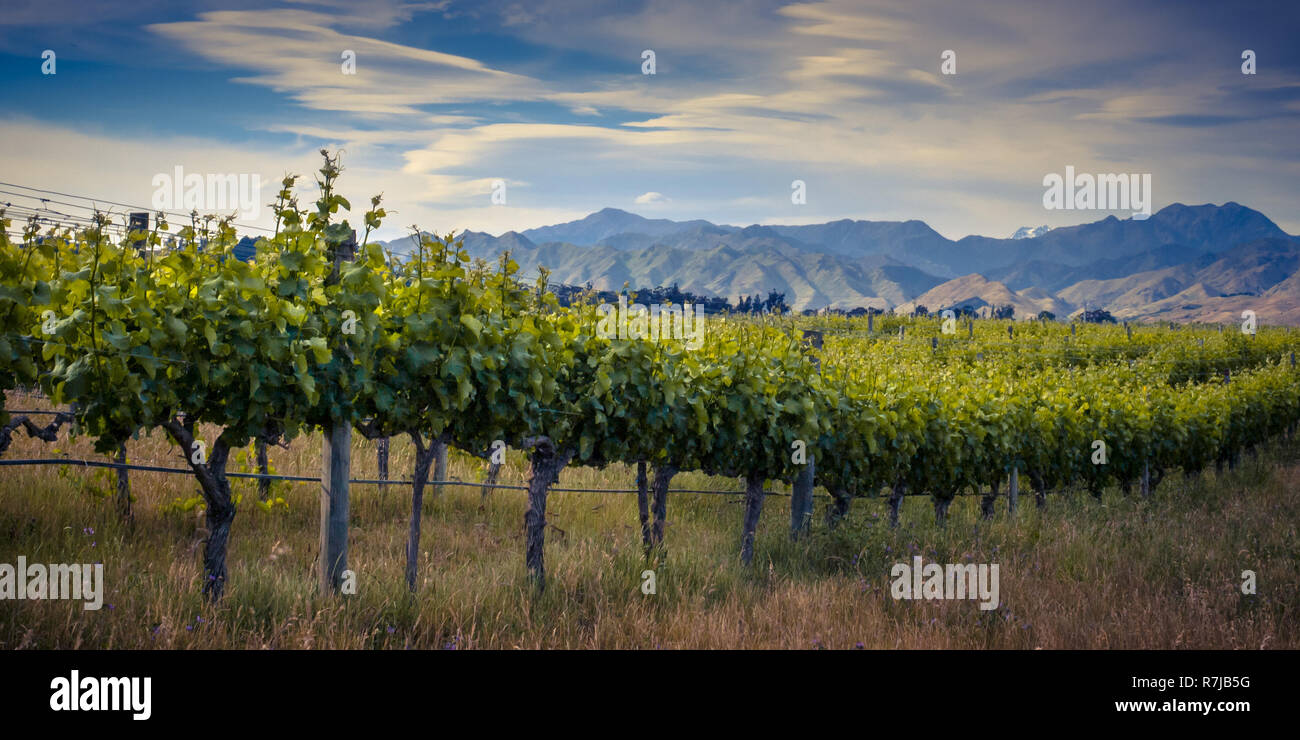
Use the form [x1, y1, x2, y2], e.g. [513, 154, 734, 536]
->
[1, 0, 1298, 241]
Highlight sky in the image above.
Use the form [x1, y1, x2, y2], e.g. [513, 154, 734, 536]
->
[1, 0, 1298, 243]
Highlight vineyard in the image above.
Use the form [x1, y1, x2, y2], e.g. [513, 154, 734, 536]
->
[3, 156, 1300, 648]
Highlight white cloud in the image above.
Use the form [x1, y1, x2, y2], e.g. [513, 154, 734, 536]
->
[0, 118, 587, 241]
[4, 0, 1299, 241]
[147, 8, 542, 117]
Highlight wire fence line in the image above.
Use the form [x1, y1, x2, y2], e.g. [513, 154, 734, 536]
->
[0, 181, 276, 234]
[0, 397, 959, 500]
[0, 453, 1049, 499]
[0, 400, 806, 497]
[0, 397, 1253, 502]
[0, 456, 818, 498]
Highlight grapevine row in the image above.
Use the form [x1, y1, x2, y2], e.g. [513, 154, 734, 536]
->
[2, 157, 1298, 597]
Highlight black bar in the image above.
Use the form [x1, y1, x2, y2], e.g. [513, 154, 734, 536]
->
[0, 650, 1285, 728]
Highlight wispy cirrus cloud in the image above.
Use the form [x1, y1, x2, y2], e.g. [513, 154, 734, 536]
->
[148, 8, 541, 117]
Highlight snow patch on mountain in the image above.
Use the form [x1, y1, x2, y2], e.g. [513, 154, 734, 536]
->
[1011, 225, 1053, 240]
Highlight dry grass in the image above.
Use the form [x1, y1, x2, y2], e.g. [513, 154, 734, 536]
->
[2, 390, 1297, 649]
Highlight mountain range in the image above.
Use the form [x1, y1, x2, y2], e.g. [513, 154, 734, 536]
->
[378, 203, 1300, 324]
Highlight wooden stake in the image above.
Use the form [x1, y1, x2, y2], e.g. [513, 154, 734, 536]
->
[791, 455, 815, 540]
[115, 444, 132, 525]
[740, 474, 766, 565]
[319, 228, 357, 595]
[253, 437, 270, 501]
[376, 437, 389, 481]
[320, 419, 351, 594]
[792, 330, 821, 540]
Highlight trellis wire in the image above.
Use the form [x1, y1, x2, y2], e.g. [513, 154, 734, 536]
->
[0, 455, 1040, 498]
[0, 456, 816, 497]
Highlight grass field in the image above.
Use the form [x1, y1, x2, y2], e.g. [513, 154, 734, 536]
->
[2, 392, 1297, 649]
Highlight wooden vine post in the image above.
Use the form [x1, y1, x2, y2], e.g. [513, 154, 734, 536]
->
[376, 437, 389, 482]
[888, 481, 906, 527]
[483, 459, 501, 499]
[649, 463, 674, 547]
[636, 461, 651, 548]
[432, 440, 448, 498]
[740, 474, 765, 566]
[319, 229, 356, 595]
[256, 437, 271, 500]
[128, 212, 149, 257]
[119, 219, 143, 524]
[790, 330, 821, 540]
[115, 443, 132, 525]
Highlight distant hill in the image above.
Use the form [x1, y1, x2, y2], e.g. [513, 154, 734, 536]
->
[520, 207, 736, 246]
[379, 202, 1300, 324]
[895, 274, 1072, 320]
[1054, 238, 1300, 319]
[409, 230, 944, 312]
